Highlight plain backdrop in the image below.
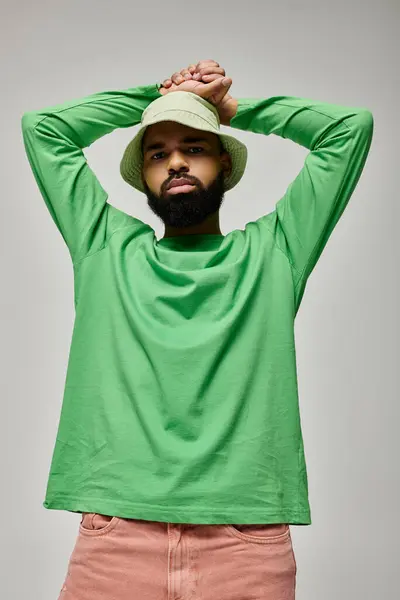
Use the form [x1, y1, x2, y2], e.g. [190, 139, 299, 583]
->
[1, 0, 398, 598]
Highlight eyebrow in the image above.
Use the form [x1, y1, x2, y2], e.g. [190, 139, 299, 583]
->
[143, 136, 212, 153]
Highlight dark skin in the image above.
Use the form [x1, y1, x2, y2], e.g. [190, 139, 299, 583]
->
[140, 60, 237, 239]
[159, 60, 238, 127]
[141, 121, 232, 237]
[143, 61, 288, 535]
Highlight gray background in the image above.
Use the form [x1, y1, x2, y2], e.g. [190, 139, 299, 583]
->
[1, 0, 398, 598]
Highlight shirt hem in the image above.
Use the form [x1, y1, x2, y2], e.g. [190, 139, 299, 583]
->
[43, 494, 312, 525]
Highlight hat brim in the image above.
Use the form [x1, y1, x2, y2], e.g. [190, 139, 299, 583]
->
[120, 113, 248, 194]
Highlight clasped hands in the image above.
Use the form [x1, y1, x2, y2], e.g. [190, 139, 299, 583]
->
[159, 59, 238, 126]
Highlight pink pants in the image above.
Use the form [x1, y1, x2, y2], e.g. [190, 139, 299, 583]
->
[58, 512, 297, 599]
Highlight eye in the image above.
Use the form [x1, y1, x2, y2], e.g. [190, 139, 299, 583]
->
[150, 147, 204, 160]
[188, 147, 204, 153]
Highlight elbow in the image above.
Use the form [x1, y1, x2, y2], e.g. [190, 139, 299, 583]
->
[351, 109, 374, 147]
[358, 109, 374, 132]
[21, 111, 39, 133]
[361, 108, 374, 129]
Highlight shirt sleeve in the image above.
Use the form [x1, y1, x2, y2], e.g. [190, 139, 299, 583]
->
[21, 82, 162, 264]
[230, 95, 374, 312]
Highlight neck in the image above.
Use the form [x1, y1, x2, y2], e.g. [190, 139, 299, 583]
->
[163, 214, 222, 238]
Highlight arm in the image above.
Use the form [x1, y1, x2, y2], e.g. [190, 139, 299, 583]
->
[229, 96, 374, 311]
[21, 82, 162, 264]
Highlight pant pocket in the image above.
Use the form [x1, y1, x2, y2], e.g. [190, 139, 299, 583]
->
[79, 512, 120, 536]
[225, 523, 290, 544]
[232, 523, 288, 536]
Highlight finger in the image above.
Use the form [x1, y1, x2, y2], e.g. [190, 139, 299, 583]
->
[197, 67, 226, 78]
[180, 68, 193, 80]
[198, 77, 232, 104]
[196, 59, 220, 70]
[162, 79, 172, 87]
[211, 78, 232, 105]
[200, 74, 223, 82]
[188, 64, 197, 74]
[193, 62, 223, 81]
[171, 72, 185, 85]
[194, 61, 219, 75]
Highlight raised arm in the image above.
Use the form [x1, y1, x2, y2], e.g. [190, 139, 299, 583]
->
[229, 95, 374, 311]
[21, 83, 162, 264]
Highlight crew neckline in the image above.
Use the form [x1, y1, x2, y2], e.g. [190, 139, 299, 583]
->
[157, 233, 225, 243]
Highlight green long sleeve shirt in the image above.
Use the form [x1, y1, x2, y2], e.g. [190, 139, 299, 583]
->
[21, 82, 373, 524]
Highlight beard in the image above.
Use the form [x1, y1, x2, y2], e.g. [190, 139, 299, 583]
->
[143, 169, 226, 229]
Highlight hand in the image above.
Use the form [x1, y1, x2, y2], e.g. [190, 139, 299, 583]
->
[159, 60, 238, 126]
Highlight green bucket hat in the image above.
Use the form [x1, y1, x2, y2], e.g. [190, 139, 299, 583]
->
[120, 90, 248, 194]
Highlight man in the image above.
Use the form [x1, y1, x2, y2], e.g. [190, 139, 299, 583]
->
[21, 59, 373, 599]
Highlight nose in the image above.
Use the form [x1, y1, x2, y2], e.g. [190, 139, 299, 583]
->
[167, 150, 190, 174]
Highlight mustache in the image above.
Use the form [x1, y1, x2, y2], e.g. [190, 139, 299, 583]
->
[164, 176, 199, 188]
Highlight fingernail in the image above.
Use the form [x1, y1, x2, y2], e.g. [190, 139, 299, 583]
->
[222, 78, 230, 86]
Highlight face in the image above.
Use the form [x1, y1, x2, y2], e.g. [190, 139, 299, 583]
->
[141, 121, 232, 229]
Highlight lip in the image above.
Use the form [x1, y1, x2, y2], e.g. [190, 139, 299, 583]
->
[166, 184, 196, 195]
[167, 178, 195, 190]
